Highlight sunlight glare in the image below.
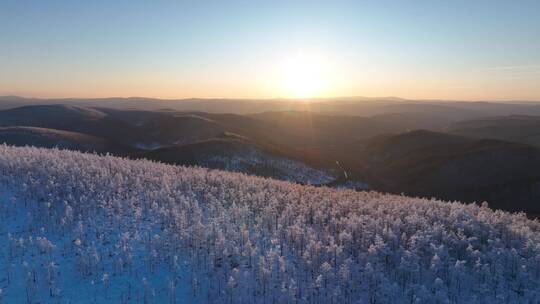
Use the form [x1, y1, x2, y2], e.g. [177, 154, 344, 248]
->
[280, 52, 330, 98]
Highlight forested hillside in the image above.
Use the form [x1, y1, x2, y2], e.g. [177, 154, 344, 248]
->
[0, 145, 539, 303]
[4, 104, 540, 213]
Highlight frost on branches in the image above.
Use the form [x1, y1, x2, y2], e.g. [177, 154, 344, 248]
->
[0, 145, 539, 303]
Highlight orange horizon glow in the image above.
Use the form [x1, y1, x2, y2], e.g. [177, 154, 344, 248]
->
[3, 51, 540, 102]
[4, 80, 540, 102]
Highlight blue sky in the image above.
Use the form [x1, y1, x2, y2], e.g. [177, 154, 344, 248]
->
[1, 0, 539, 100]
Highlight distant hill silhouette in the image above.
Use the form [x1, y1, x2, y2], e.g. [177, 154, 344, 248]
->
[348, 130, 540, 212]
[2, 101, 540, 213]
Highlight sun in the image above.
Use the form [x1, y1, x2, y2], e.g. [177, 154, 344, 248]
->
[279, 52, 330, 98]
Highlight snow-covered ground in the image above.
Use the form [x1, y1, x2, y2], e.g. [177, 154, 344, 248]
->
[0, 189, 202, 303]
[204, 149, 336, 185]
[334, 180, 370, 190]
[0, 145, 540, 303]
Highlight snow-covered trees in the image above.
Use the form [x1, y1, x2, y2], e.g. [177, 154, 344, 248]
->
[0, 144, 539, 303]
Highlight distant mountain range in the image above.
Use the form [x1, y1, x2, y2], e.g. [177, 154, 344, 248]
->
[1, 96, 540, 213]
[2, 95, 540, 116]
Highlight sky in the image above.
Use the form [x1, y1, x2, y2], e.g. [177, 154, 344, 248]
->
[1, 0, 539, 100]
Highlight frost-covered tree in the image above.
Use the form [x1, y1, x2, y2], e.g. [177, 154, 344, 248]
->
[0, 145, 539, 303]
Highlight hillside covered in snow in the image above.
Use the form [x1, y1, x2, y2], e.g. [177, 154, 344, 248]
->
[0, 145, 540, 303]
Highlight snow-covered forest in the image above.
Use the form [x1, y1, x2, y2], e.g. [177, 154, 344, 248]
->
[0, 145, 539, 303]
[203, 150, 336, 185]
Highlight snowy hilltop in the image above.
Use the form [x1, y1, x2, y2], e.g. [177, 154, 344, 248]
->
[0, 145, 539, 303]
